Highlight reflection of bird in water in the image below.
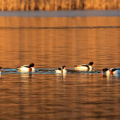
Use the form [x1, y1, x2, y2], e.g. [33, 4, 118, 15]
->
[56, 72, 66, 78]
[56, 73, 67, 82]
[101, 68, 120, 77]
[0, 67, 2, 78]
[55, 65, 67, 74]
[19, 73, 33, 119]
[17, 63, 35, 73]
[20, 73, 33, 79]
[75, 62, 95, 71]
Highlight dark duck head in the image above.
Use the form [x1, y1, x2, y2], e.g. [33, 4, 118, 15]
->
[0, 67, 2, 71]
[88, 62, 94, 66]
[29, 63, 35, 68]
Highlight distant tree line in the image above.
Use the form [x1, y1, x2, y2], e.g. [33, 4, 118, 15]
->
[0, 0, 119, 11]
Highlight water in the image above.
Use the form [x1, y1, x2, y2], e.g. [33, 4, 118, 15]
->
[0, 11, 120, 120]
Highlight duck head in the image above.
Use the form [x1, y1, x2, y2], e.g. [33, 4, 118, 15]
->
[89, 62, 94, 66]
[29, 63, 34, 67]
[62, 65, 67, 69]
[0, 67, 2, 71]
[101, 68, 109, 75]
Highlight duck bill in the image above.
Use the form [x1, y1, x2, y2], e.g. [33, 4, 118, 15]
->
[100, 71, 103, 75]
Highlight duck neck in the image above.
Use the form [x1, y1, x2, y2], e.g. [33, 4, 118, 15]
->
[0, 71, 1, 78]
[89, 66, 92, 71]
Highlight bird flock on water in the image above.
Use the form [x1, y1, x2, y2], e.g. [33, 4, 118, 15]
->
[0, 62, 120, 77]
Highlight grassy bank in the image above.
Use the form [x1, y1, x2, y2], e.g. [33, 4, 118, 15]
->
[0, 0, 120, 11]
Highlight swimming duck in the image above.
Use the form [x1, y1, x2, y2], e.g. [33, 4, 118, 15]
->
[75, 62, 94, 71]
[17, 63, 35, 73]
[101, 68, 120, 77]
[55, 66, 67, 74]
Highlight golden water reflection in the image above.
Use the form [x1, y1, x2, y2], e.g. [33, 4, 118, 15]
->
[0, 17, 120, 70]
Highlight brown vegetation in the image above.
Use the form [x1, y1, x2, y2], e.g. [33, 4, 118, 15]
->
[0, 0, 120, 11]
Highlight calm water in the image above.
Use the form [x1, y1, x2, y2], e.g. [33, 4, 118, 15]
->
[0, 11, 120, 120]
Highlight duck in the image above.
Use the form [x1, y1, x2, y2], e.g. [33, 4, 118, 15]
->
[0, 67, 2, 78]
[55, 65, 67, 74]
[17, 63, 35, 73]
[101, 68, 120, 77]
[74, 62, 94, 71]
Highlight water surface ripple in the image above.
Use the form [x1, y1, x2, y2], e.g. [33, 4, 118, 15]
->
[0, 12, 120, 120]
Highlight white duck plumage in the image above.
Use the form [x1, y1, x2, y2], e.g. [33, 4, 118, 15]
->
[75, 62, 94, 71]
[17, 63, 35, 73]
[55, 66, 67, 74]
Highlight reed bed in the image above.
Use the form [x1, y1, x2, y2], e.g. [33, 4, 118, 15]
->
[0, 0, 120, 11]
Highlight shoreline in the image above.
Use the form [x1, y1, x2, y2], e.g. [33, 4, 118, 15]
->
[0, 10, 120, 17]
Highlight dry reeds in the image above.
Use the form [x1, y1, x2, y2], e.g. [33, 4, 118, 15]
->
[0, 0, 119, 11]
